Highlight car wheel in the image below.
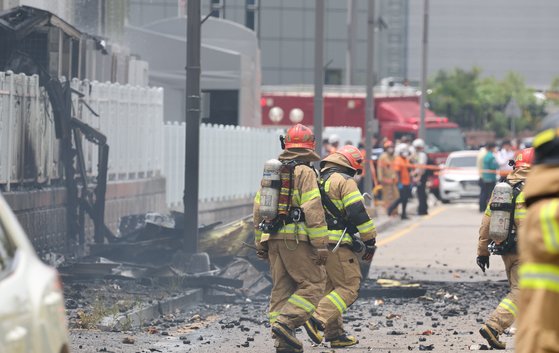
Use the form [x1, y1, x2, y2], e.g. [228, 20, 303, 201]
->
[441, 199, 451, 204]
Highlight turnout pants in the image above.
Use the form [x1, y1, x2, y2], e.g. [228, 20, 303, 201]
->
[486, 254, 520, 333]
[268, 239, 326, 332]
[313, 246, 362, 340]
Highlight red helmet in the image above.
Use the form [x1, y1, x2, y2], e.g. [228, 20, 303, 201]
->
[337, 145, 364, 174]
[514, 147, 534, 168]
[282, 124, 315, 150]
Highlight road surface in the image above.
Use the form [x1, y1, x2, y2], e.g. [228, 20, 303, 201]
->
[70, 200, 516, 352]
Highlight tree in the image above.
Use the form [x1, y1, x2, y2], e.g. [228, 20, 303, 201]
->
[428, 67, 546, 138]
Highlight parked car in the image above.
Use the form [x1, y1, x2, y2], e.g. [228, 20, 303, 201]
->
[439, 150, 481, 203]
[0, 193, 69, 353]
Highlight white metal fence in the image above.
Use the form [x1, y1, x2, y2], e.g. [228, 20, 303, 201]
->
[0, 71, 164, 190]
[164, 123, 283, 207]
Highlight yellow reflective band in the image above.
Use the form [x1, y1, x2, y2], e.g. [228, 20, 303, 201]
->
[533, 128, 559, 148]
[519, 263, 559, 293]
[278, 223, 307, 236]
[254, 191, 261, 204]
[515, 209, 526, 220]
[288, 294, 316, 313]
[307, 226, 329, 239]
[342, 191, 363, 207]
[328, 231, 353, 245]
[326, 291, 348, 314]
[255, 229, 262, 242]
[516, 192, 526, 204]
[357, 220, 376, 234]
[323, 179, 331, 192]
[498, 298, 518, 317]
[269, 311, 280, 324]
[301, 188, 321, 205]
[540, 199, 559, 254]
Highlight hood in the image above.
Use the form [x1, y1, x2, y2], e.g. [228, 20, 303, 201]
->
[524, 164, 559, 200]
[320, 153, 352, 171]
[506, 166, 530, 184]
[279, 148, 321, 162]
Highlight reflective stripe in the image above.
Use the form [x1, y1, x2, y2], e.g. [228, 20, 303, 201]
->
[278, 223, 307, 235]
[269, 311, 280, 324]
[342, 191, 363, 207]
[325, 199, 344, 210]
[255, 229, 262, 242]
[540, 199, 559, 254]
[254, 191, 261, 204]
[328, 230, 353, 245]
[515, 209, 526, 220]
[498, 298, 518, 317]
[323, 179, 331, 192]
[307, 226, 329, 239]
[326, 291, 347, 314]
[288, 294, 316, 313]
[516, 192, 525, 204]
[357, 220, 376, 234]
[301, 188, 320, 205]
[533, 128, 559, 148]
[519, 263, 559, 293]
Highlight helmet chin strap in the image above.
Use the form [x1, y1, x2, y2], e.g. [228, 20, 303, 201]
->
[280, 135, 286, 150]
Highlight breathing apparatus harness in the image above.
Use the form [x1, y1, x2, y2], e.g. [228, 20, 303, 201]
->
[258, 160, 310, 237]
[318, 168, 366, 253]
[488, 180, 524, 255]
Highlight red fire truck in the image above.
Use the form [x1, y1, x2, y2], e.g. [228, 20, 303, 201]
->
[260, 86, 465, 164]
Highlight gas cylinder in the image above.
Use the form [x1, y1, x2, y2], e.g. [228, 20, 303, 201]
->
[259, 159, 283, 221]
[489, 182, 513, 243]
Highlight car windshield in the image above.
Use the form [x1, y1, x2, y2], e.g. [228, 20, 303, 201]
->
[448, 156, 477, 168]
[425, 128, 465, 153]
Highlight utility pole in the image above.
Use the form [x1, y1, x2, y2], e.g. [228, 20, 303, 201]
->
[345, 0, 357, 86]
[364, 0, 375, 206]
[419, 0, 429, 141]
[314, 0, 324, 158]
[184, 0, 201, 253]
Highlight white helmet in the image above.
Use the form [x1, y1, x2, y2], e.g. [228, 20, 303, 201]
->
[395, 143, 411, 157]
[412, 138, 425, 149]
[328, 134, 340, 145]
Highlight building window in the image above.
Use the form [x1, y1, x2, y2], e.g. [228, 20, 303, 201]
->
[210, 0, 222, 18]
[245, 0, 256, 30]
[325, 68, 343, 85]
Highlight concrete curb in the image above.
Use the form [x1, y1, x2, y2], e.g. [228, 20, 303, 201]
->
[374, 215, 399, 233]
[98, 288, 202, 331]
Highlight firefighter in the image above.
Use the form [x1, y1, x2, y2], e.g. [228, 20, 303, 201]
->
[377, 140, 398, 214]
[476, 147, 534, 350]
[516, 112, 559, 353]
[303, 145, 377, 348]
[253, 123, 330, 353]
[387, 143, 412, 220]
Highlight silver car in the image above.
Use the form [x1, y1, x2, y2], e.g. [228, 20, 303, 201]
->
[0, 194, 70, 353]
[439, 150, 481, 203]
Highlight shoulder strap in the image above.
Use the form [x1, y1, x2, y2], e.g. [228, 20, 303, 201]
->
[318, 171, 346, 221]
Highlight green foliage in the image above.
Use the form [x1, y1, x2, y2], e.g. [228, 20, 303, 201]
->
[428, 67, 547, 138]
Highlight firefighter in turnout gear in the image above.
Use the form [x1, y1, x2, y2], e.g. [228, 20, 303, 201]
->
[476, 147, 534, 349]
[516, 112, 559, 353]
[253, 123, 329, 353]
[303, 145, 377, 348]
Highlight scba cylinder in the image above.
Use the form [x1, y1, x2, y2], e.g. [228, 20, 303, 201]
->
[489, 182, 513, 243]
[259, 159, 283, 221]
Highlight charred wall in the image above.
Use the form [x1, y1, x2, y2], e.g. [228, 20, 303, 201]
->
[4, 177, 166, 257]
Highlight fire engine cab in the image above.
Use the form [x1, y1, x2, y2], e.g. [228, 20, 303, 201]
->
[260, 85, 465, 164]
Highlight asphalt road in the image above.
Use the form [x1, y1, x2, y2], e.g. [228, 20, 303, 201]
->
[70, 200, 516, 353]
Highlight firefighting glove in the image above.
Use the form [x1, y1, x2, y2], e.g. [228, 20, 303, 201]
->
[314, 247, 330, 266]
[476, 255, 490, 273]
[362, 239, 377, 262]
[256, 242, 268, 260]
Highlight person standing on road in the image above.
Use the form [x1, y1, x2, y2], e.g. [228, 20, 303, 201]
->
[476, 148, 534, 350]
[377, 140, 398, 215]
[412, 138, 429, 215]
[387, 144, 412, 220]
[479, 142, 499, 212]
[253, 123, 329, 353]
[303, 145, 377, 348]
[516, 113, 559, 353]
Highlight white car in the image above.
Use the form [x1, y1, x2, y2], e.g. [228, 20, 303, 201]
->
[439, 150, 481, 203]
[0, 194, 70, 353]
